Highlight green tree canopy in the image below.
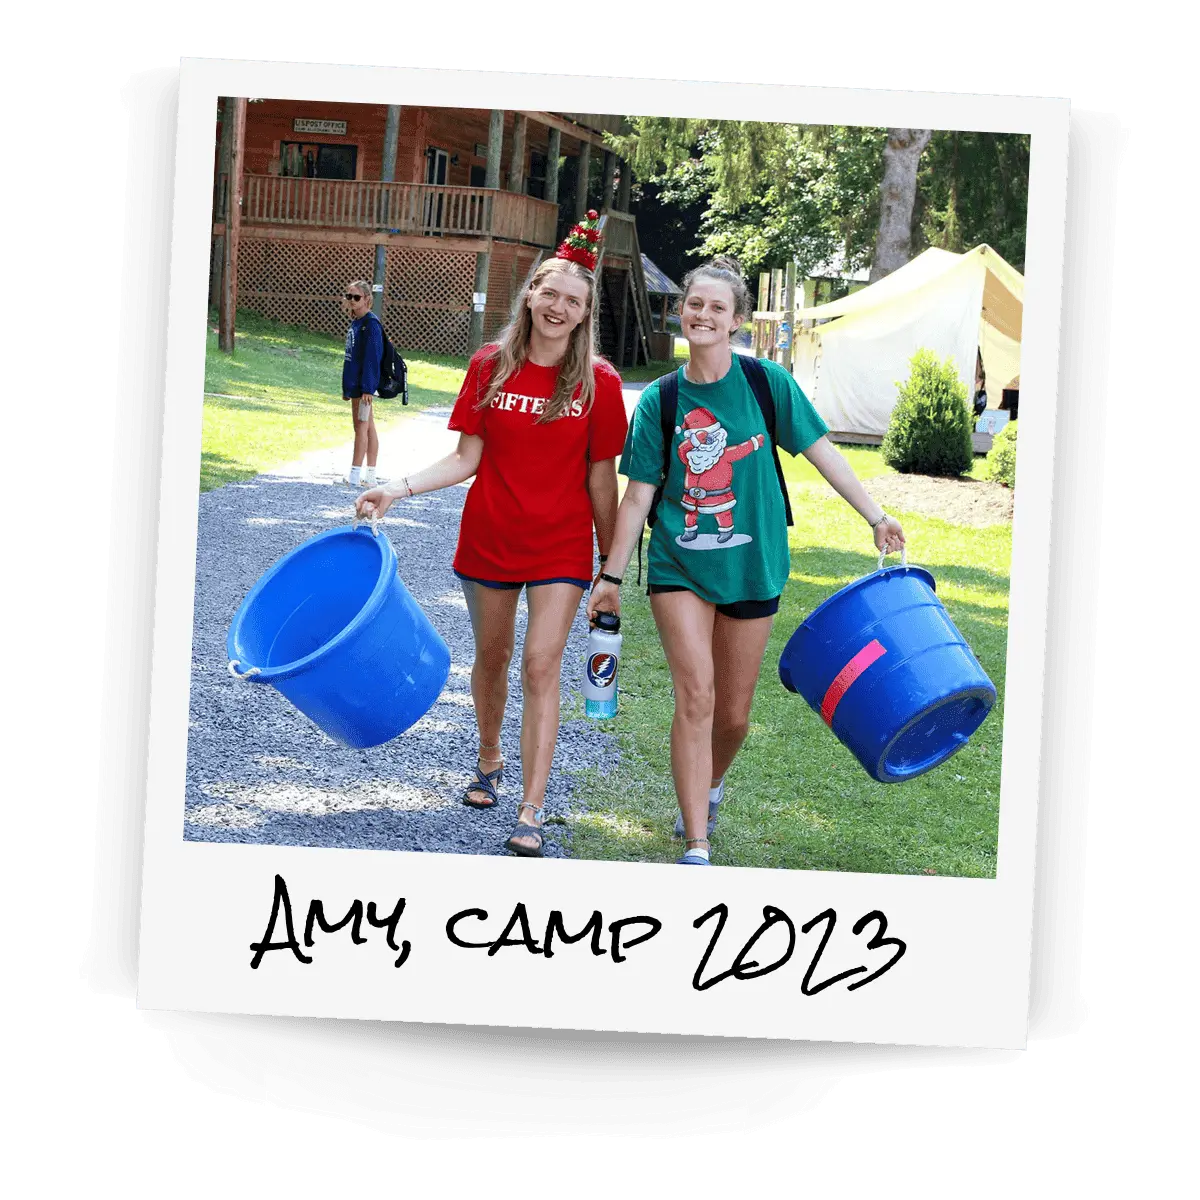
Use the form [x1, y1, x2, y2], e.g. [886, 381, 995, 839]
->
[610, 119, 1030, 278]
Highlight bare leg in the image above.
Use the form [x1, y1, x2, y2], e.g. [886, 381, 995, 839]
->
[650, 589, 717, 844]
[461, 580, 521, 806]
[710, 610, 775, 785]
[366, 405, 379, 468]
[509, 583, 584, 852]
[350, 399, 369, 468]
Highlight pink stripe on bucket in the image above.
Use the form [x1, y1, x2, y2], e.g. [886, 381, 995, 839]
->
[820, 639, 887, 726]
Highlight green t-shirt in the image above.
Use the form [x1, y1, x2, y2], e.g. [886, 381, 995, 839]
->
[619, 357, 828, 605]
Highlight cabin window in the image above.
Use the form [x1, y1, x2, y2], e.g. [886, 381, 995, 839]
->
[469, 165, 487, 188]
[279, 142, 358, 180]
[526, 151, 547, 200]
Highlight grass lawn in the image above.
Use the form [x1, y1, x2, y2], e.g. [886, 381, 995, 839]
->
[564, 452, 1010, 879]
[201, 310, 469, 491]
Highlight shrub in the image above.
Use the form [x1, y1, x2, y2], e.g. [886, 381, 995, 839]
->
[984, 420, 1018, 489]
[881, 348, 974, 476]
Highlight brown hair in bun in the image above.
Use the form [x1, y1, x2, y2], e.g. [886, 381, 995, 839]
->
[680, 255, 753, 327]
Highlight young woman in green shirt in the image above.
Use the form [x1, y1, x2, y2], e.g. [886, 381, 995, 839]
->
[588, 257, 906, 866]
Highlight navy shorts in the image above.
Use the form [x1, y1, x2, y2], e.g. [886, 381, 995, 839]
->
[456, 571, 590, 591]
[648, 584, 780, 620]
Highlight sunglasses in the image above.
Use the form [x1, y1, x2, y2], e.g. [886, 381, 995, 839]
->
[344, 292, 364, 301]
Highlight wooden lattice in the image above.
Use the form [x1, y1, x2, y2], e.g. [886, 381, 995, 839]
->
[383, 246, 474, 354]
[484, 244, 540, 340]
[237, 239, 374, 338]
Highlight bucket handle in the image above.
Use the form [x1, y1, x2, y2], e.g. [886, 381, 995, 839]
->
[352, 512, 381, 538]
[877, 545, 908, 570]
[227, 659, 262, 681]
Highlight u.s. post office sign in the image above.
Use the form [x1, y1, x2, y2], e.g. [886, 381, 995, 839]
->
[293, 118, 347, 136]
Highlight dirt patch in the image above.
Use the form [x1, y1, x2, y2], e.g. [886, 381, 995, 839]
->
[823, 472, 1013, 527]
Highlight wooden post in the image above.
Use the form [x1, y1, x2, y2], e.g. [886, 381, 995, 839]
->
[575, 140, 591, 221]
[545, 127, 561, 204]
[508, 113, 527, 193]
[218, 97, 247, 353]
[617, 158, 632, 212]
[758, 271, 770, 314]
[372, 104, 401, 320]
[469, 109, 505, 353]
[660, 293, 669, 336]
[616, 271, 630, 367]
[782, 259, 796, 372]
[602, 150, 617, 210]
[485, 109, 504, 189]
[210, 102, 232, 310]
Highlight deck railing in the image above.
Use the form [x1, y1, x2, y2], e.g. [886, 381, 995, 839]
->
[239, 175, 558, 247]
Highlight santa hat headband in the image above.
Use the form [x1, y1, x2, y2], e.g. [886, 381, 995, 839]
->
[555, 209, 602, 271]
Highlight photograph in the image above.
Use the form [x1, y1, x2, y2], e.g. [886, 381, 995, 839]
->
[195, 98, 1028, 876]
[131, 61, 1069, 1047]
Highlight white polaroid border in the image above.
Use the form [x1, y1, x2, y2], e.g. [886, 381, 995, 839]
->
[138, 58, 1069, 1048]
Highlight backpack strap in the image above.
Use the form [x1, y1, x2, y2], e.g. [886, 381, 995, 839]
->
[737, 355, 793, 526]
[649, 369, 679, 530]
[635, 369, 679, 586]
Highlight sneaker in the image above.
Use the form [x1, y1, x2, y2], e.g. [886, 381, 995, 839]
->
[676, 850, 712, 865]
[674, 779, 724, 839]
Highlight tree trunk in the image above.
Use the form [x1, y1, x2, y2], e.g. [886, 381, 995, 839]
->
[869, 128, 932, 282]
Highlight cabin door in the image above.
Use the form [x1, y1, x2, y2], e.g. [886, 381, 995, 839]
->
[424, 147, 449, 234]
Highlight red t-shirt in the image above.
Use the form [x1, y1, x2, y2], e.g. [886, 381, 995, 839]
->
[448, 347, 628, 582]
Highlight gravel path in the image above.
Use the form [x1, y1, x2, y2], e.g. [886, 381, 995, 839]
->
[184, 407, 623, 858]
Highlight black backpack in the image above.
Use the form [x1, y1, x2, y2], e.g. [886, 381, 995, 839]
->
[366, 312, 408, 404]
[636, 355, 793, 582]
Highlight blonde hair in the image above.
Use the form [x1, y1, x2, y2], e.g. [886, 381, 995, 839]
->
[680, 255, 753, 329]
[476, 258, 601, 423]
[341, 280, 373, 314]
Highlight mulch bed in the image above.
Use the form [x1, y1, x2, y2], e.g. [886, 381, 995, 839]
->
[821, 472, 1014, 527]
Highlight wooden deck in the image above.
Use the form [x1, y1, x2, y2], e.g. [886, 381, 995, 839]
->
[229, 175, 558, 247]
[828, 430, 995, 454]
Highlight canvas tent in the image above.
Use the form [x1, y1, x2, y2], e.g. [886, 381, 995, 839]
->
[790, 245, 1023, 438]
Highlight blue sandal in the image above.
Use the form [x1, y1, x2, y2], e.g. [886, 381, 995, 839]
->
[463, 756, 504, 809]
[677, 838, 712, 866]
[674, 779, 724, 838]
[505, 802, 545, 857]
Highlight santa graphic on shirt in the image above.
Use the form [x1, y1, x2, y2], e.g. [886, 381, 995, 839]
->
[675, 406, 764, 544]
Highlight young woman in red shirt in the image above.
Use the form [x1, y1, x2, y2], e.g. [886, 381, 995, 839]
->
[356, 213, 628, 857]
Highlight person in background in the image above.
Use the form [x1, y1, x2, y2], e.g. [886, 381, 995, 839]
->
[356, 214, 627, 858]
[588, 255, 905, 867]
[973, 349, 988, 419]
[341, 280, 384, 488]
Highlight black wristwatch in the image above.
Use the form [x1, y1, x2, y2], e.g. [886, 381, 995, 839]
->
[600, 572, 623, 586]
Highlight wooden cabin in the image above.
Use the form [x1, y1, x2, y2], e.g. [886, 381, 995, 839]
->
[211, 99, 654, 365]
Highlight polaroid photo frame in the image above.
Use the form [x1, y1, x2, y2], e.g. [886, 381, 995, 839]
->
[138, 58, 1068, 1047]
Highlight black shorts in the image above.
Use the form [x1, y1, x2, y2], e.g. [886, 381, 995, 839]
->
[455, 570, 590, 591]
[648, 584, 780, 620]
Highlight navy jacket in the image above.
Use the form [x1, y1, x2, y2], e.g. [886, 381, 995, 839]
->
[342, 311, 384, 398]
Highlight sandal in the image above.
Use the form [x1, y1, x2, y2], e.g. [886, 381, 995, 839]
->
[505, 801, 545, 858]
[677, 838, 712, 866]
[674, 778, 725, 839]
[463, 750, 504, 809]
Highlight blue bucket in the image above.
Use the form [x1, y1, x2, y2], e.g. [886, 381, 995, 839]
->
[778, 554, 996, 782]
[226, 524, 451, 748]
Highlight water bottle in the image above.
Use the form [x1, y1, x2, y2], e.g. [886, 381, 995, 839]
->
[583, 612, 622, 719]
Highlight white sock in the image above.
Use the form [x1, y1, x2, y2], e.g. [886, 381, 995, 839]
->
[709, 778, 724, 806]
[686, 844, 710, 861]
[363, 466, 376, 486]
[349, 465, 361, 485]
